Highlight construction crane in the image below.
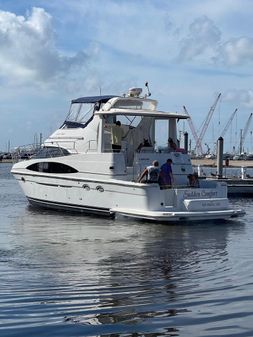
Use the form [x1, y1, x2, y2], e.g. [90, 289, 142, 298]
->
[184, 93, 221, 156]
[239, 112, 253, 153]
[195, 93, 221, 155]
[183, 106, 203, 154]
[220, 108, 238, 138]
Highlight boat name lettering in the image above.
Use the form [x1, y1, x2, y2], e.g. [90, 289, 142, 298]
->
[183, 190, 218, 198]
[201, 190, 218, 198]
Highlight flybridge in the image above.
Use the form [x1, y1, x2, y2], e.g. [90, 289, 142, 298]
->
[70, 87, 145, 104]
[65, 90, 189, 128]
[101, 96, 158, 112]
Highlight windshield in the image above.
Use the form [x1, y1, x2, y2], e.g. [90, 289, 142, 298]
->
[62, 102, 97, 128]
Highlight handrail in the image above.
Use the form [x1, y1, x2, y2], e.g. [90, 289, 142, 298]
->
[85, 140, 97, 152]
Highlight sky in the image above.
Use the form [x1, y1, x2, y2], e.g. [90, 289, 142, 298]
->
[1, 0, 253, 154]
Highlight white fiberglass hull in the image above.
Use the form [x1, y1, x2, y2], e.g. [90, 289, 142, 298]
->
[112, 208, 244, 222]
[12, 171, 245, 222]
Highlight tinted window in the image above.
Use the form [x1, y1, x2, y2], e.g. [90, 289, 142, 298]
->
[27, 162, 78, 173]
[33, 147, 70, 159]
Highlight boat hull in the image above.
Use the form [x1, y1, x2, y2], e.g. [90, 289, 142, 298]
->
[27, 196, 113, 216]
[12, 171, 245, 223]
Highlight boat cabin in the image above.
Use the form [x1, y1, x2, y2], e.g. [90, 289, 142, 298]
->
[45, 89, 192, 185]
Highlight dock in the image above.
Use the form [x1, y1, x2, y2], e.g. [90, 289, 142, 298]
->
[192, 158, 253, 168]
[192, 158, 253, 196]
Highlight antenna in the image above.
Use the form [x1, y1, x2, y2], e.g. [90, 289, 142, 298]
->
[145, 82, 151, 97]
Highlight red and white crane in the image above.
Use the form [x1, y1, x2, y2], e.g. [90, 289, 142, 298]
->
[184, 93, 222, 156]
[183, 105, 203, 154]
[239, 112, 253, 153]
[220, 108, 238, 138]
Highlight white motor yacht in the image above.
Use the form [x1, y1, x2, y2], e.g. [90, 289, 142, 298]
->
[11, 88, 244, 222]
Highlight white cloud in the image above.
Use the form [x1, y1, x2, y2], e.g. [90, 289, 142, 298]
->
[0, 7, 89, 85]
[176, 14, 253, 68]
[218, 37, 253, 66]
[177, 16, 221, 62]
[223, 89, 253, 108]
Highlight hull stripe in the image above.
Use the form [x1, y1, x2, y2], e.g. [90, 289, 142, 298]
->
[27, 197, 112, 216]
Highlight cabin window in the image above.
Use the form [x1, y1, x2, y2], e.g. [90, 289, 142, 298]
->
[27, 162, 78, 173]
[33, 147, 70, 159]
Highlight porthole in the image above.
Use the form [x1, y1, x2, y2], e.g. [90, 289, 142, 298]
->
[96, 185, 104, 192]
[82, 184, 90, 191]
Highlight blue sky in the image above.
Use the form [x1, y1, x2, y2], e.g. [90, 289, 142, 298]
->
[1, 0, 253, 153]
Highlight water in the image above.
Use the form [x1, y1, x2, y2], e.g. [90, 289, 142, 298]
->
[1, 163, 253, 336]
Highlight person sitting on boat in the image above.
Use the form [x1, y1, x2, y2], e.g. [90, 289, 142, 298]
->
[159, 158, 174, 189]
[187, 173, 199, 187]
[168, 137, 177, 151]
[137, 138, 152, 152]
[138, 160, 160, 183]
[168, 137, 186, 153]
[111, 121, 124, 152]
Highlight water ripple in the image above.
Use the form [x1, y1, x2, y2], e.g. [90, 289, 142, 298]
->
[1, 165, 253, 336]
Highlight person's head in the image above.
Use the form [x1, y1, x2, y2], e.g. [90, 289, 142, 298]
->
[188, 173, 198, 184]
[167, 158, 173, 164]
[168, 137, 173, 143]
[193, 172, 198, 179]
[116, 121, 121, 126]
[153, 160, 159, 167]
[187, 174, 193, 181]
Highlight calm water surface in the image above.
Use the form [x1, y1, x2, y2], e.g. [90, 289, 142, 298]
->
[1, 163, 253, 336]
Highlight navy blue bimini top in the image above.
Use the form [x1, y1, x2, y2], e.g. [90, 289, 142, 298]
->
[71, 95, 117, 104]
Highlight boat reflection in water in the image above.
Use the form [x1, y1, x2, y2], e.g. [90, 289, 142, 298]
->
[5, 203, 247, 336]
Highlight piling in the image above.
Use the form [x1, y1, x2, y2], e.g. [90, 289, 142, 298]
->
[184, 132, 188, 153]
[217, 137, 223, 178]
[241, 167, 246, 180]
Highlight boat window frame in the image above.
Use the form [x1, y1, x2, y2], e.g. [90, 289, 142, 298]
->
[61, 102, 96, 129]
[27, 162, 78, 174]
